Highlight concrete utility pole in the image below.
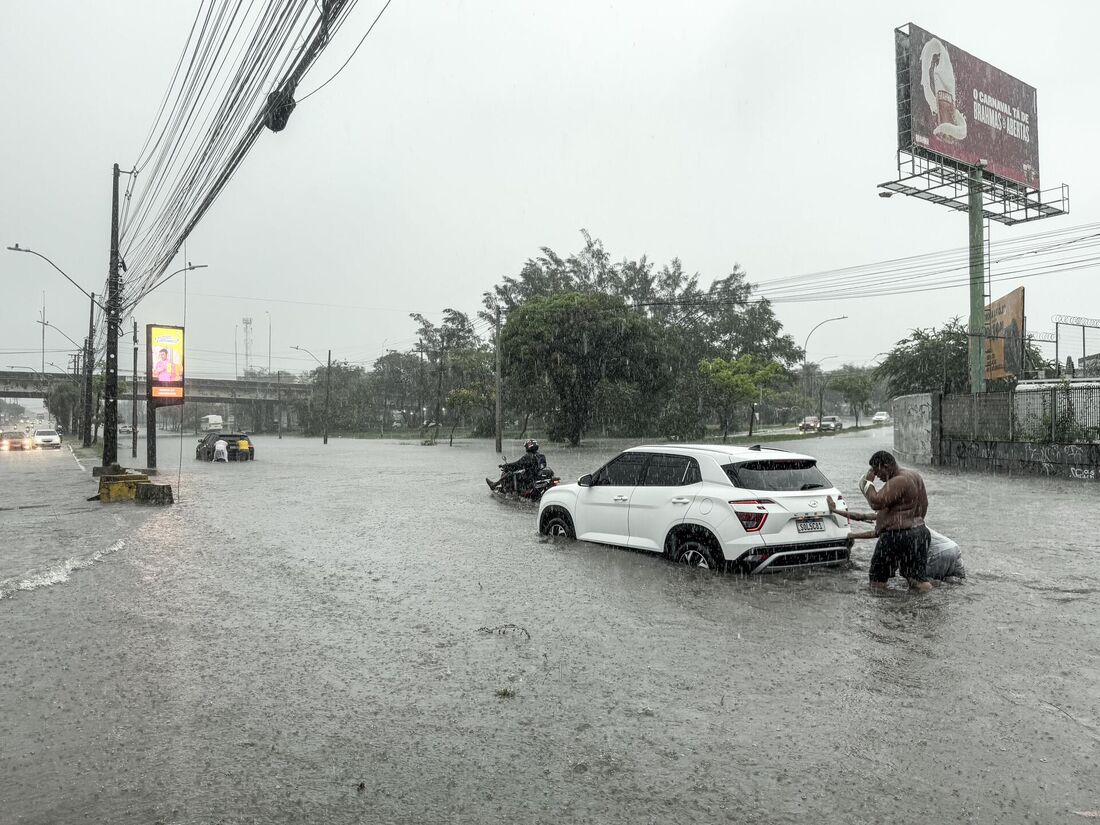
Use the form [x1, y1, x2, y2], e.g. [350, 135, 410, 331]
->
[82, 292, 95, 447]
[277, 371, 282, 439]
[494, 306, 503, 454]
[968, 165, 986, 394]
[323, 349, 331, 446]
[132, 319, 138, 459]
[102, 163, 121, 467]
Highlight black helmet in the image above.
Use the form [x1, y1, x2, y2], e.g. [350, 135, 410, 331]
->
[525, 439, 539, 453]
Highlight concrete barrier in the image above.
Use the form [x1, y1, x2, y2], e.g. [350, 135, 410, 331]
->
[98, 473, 150, 503]
[136, 482, 174, 505]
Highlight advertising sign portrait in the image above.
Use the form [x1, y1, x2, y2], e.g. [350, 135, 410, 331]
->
[147, 324, 185, 407]
[985, 287, 1025, 381]
[901, 23, 1040, 189]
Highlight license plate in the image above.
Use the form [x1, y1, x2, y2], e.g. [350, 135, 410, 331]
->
[796, 517, 824, 534]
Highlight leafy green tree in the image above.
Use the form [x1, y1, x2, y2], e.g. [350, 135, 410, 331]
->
[876, 317, 1045, 397]
[501, 292, 663, 445]
[699, 355, 782, 441]
[830, 367, 874, 426]
[45, 381, 81, 433]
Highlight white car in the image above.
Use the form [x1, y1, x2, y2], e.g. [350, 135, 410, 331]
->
[32, 428, 62, 449]
[538, 444, 852, 574]
[871, 411, 891, 425]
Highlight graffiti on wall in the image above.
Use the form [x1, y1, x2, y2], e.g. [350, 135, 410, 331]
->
[892, 393, 933, 464]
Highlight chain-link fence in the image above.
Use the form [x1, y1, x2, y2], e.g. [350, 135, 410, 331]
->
[942, 386, 1100, 443]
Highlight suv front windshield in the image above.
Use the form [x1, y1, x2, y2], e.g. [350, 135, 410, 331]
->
[723, 459, 832, 492]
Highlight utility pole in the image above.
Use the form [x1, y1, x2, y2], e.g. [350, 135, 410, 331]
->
[132, 319, 138, 459]
[267, 311, 272, 374]
[40, 291, 45, 376]
[494, 306, 502, 453]
[234, 324, 239, 378]
[323, 349, 331, 445]
[968, 165, 986, 394]
[82, 292, 95, 447]
[277, 371, 282, 439]
[102, 163, 121, 468]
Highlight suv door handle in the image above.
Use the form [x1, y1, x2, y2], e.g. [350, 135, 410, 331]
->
[671, 497, 690, 504]
[613, 495, 629, 502]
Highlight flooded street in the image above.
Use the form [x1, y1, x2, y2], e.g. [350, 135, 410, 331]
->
[2, 428, 1098, 824]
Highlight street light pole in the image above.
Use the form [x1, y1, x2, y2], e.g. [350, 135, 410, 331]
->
[802, 316, 847, 397]
[324, 349, 331, 446]
[292, 345, 329, 444]
[83, 294, 95, 447]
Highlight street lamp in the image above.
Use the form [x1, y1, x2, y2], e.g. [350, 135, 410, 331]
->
[802, 316, 847, 397]
[36, 320, 84, 351]
[7, 244, 105, 308]
[8, 244, 104, 447]
[292, 345, 331, 445]
[122, 263, 209, 309]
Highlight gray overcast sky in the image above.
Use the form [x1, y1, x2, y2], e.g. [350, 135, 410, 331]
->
[3, 1, 1098, 384]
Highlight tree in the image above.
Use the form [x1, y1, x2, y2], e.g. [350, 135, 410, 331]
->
[501, 292, 663, 446]
[698, 355, 782, 441]
[830, 367, 874, 426]
[45, 381, 81, 433]
[876, 317, 1044, 397]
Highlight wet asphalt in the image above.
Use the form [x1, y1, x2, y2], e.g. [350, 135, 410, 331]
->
[0, 428, 1097, 824]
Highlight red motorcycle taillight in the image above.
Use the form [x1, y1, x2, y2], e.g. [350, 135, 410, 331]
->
[729, 499, 774, 533]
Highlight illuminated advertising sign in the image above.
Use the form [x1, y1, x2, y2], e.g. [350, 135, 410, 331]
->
[899, 24, 1040, 188]
[985, 287, 1025, 381]
[147, 324, 185, 407]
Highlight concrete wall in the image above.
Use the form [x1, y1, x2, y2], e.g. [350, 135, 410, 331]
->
[892, 393, 934, 465]
[940, 438, 1100, 481]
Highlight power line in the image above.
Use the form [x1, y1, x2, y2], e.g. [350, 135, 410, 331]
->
[297, 0, 394, 103]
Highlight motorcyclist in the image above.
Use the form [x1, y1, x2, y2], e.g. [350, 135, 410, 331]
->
[486, 439, 545, 493]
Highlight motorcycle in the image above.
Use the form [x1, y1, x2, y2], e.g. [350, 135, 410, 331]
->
[491, 455, 560, 502]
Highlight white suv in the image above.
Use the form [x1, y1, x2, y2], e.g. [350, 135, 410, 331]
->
[32, 428, 62, 449]
[537, 444, 851, 573]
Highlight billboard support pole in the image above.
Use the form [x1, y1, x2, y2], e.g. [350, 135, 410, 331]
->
[147, 403, 157, 470]
[968, 166, 986, 394]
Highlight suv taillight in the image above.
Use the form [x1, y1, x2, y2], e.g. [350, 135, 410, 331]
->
[729, 499, 774, 532]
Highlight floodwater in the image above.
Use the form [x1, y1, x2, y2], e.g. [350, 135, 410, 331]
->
[1, 429, 1097, 824]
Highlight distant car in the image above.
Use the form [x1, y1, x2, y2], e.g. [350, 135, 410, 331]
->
[32, 428, 62, 449]
[1, 431, 32, 451]
[195, 432, 255, 461]
[118, 424, 139, 435]
[537, 444, 851, 574]
[819, 416, 843, 432]
[798, 416, 819, 432]
[871, 411, 891, 425]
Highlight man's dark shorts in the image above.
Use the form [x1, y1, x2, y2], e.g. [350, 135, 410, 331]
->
[869, 525, 930, 583]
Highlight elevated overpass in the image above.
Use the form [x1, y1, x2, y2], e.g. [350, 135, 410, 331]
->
[0, 370, 311, 404]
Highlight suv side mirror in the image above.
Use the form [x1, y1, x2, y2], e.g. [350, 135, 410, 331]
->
[578, 473, 593, 487]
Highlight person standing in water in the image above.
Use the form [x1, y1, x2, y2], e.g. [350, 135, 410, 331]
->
[854, 451, 932, 592]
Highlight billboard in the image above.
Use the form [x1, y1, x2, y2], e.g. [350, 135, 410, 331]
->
[985, 287, 1025, 381]
[898, 23, 1040, 188]
[147, 324, 185, 407]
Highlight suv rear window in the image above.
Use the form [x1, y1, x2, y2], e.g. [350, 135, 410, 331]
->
[723, 459, 831, 492]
